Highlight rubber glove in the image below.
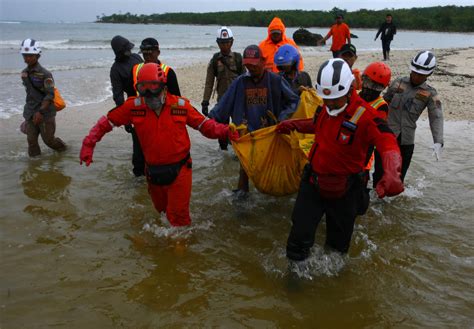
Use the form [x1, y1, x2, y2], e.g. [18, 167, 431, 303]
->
[276, 119, 315, 134]
[80, 116, 113, 166]
[375, 150, 404, 198]
[227, 124, 240, 142]
[199, 118, 238, 141]
[33, 112, 43, 125]
[432, 143, 443, 161]
[201, 101, 209, 117]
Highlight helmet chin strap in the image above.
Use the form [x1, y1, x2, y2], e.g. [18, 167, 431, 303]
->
[326, 103, 347, 117]
[326, 92, 351, 117]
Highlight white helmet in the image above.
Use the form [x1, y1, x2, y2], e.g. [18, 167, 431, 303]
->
[216, 26, 234, 43]
[20, 39, 41, 55]
[410, 50, 436, 75]
[316, 58, 354, 99]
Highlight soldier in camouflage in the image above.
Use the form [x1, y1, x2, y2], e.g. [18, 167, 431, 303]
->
[20, 39, 66, 157]
[201, 27, 245, 150]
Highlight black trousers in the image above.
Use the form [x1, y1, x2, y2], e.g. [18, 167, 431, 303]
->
[131, 128, 145, 177]
[382, 39, 392, 60]
[286, 169, 369, 261]
[372, 143, 415, 188]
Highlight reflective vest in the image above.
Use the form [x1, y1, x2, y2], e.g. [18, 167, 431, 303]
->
[364, 96, 389, 170]
[133, 63, 170, 95]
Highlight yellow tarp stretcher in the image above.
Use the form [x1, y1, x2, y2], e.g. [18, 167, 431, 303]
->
[231, 90, 323, 196]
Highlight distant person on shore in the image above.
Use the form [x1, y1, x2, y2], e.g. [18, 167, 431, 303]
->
[374, 14, 397, 61]
[274, 44, 312, 95]
[130, 37, 182, 175]
[259, 17, 304, 73]
[20, 38, 67, 157]
[337, 43, 362, 90]
[201, 27, 245, 150]
[208, 45, 299, 198]
[80, 63, 239, 227]
[109, 35, 144, 176]
[373, 51, 444, 187]
[319, 13, 351, 58]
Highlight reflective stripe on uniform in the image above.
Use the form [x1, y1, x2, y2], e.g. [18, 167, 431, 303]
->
[160, 63, 170, 75]
[349, 106, 366, 124]
[370, 97, 385, 111]
[197, 117, 208, 130]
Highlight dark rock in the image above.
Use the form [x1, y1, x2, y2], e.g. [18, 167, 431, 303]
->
[293, 28, 324, 46]
[350, 33, 359, 38]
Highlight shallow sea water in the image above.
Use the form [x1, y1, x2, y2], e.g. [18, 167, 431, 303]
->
[1, 120, 473, 328]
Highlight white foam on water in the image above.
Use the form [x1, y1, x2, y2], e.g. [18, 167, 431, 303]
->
[263, 243, 348, 281]
[353, 230, 378, 259]
[402, 175, 429, 198]
[142, 212, 214, 239]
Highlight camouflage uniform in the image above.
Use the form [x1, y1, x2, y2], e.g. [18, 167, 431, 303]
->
[22, 63, 66, 156]
[202, 51, 244, 150]
[202, 52, 244, 104]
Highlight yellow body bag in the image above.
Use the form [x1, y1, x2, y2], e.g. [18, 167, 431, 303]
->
[231, 89, 323, 196]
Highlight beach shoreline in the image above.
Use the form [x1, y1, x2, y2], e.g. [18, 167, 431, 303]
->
[1, 47, 472, 139]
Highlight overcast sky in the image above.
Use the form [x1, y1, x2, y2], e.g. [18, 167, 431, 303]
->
[1, 0, 472, 23]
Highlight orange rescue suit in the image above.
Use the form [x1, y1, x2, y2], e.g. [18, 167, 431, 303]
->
[259, 17, 305, 73]
[107, 93, 229, 226]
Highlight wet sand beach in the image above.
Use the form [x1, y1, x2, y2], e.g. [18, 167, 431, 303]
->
[1, 48, 473, 328]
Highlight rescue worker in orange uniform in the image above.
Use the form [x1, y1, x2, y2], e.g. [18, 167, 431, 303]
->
[130, 37, 182, 177]
[258, 17, 304, 73]
[320, 13, 351, 58]
[358, 62, 392, 174]
[276, 59, 404, 260]
[80, 63, 239, 226]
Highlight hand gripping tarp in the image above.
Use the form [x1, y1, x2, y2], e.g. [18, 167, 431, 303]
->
[231, 89, 323, 196]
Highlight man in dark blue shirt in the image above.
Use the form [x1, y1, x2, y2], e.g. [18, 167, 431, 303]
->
[375, 14, 397, 61]
[209, 45, 299, 196]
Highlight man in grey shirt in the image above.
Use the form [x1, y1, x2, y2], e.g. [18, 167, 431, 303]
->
[373, 50, 443, 186]
[20, 39, 66, 157]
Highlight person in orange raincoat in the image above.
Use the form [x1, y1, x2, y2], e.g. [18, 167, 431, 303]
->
[258, 17, 304, 73]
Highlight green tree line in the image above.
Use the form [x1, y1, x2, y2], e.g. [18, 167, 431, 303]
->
[96, 6, 474, 32]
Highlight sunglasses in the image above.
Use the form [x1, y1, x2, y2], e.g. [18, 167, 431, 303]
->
[136, 81, 165, 96]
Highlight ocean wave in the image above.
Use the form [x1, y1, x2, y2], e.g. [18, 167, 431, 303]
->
[0, 38, 216, 51]
[0, 21, 21, 24]
[0, 61, 110, 75]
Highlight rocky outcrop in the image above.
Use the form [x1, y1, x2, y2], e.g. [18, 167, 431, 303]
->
[293, 28, 324, 46]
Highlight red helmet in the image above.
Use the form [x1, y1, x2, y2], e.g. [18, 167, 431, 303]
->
[363, 62, 391, 87]
[136, 63, 167, 96]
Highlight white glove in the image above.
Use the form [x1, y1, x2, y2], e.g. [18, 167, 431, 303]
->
[432, 143, 443, 161]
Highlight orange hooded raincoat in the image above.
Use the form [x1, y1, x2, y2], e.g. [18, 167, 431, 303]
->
[258, 17, 305, 73]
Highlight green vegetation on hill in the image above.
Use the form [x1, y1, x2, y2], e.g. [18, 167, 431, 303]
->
[96, 6, 474, 32]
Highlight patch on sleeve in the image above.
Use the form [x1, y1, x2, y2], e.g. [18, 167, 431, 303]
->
[178, 98, 186, 107]
[131, 109, 146, 117]
[171, 107, 187, 116]
[415, 90, 431, 102]
[395, 82, 407, 93]
[44, 77, 55, 89]
[432, 95, 442, 108]
[134, 97, 142, 107]
[374, 117, 394, 134]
